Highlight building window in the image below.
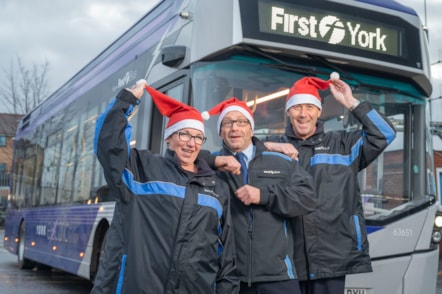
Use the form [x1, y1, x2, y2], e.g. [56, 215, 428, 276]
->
[437, 168, 442, 206]
[0, 135, 6, 147]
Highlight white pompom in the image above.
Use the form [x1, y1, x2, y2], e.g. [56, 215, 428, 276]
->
[201, 111, 210, 120]
[136, 79, 148, 87]
[330, 72, 340, 81]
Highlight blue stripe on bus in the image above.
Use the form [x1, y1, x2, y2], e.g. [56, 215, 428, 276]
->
[122, 169, 223, 218]
[366, 225, 383, 234]
[356, 0, 417, 16]
[367, 109, 396, 144]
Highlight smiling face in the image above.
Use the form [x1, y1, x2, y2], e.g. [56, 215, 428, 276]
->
[166, 128, 205, 172]
[287, 104, 321, 140]
[219, 111, 253, 153]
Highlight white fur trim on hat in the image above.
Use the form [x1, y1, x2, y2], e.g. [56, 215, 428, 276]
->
[164, 119, 205, 140]
[285, 94, 322, 111]
[216, 105, 254, 134]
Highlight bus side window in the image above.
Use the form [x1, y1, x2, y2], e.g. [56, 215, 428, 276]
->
[58, 110, 80, 204]
[40, 130, 62, 206]
[72, 106, 98, 203]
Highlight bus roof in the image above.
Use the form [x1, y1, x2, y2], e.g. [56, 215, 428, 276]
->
[356, 0, 418, 16]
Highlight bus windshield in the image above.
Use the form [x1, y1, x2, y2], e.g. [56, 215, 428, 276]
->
[191, 56, 434, 223]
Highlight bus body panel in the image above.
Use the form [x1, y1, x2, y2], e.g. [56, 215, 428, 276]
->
[346, 249, 438, 294]
[367, 203, 436, 258]
[4, 203, 115, 279]
[346, 203, 438, 293]
[3, 0, 438, 292]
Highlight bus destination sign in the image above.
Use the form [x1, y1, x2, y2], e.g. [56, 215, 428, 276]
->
[258, 1, 400, 57]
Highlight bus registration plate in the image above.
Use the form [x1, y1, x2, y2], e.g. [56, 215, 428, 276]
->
[345, 289, 368, 294]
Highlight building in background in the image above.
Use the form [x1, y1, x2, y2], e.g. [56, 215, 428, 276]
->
[0, 113, 23, 226]
[431, 57, 442, 206]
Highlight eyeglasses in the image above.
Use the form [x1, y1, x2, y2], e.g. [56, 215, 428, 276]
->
[176, 131, 206, 145]
[221, 119, 250, 128]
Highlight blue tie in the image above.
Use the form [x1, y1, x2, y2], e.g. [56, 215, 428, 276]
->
[236, 152, 248, 184]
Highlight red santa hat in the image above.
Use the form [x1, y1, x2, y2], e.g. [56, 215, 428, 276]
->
[202, 97, 254, 134]
[143, 85, 205, 139]
[285, 76, 333, 111]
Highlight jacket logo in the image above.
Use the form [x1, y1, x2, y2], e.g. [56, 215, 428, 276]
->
[263, 170, 281, 174]
[204, 189, 219, 198]
[315, 146, 330, 151]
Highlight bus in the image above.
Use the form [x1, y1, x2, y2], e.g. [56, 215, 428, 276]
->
[4, 0, 440, 292]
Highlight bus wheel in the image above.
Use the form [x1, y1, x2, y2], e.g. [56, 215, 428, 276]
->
[17, 222, 35, 270]
[90, 223, 109, 282]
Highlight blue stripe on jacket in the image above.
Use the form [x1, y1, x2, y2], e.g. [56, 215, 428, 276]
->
[122, 169, 223, 218]
[311, 109, 395, 166]
[93, 98, 135, 158]
[367, 109, 396, 144]
[311, 136, 364, 166]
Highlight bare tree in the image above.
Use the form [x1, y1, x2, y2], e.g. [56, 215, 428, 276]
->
[1, 57, 50, 114]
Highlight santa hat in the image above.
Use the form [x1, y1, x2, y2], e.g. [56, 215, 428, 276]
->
[202, 97, 254, 134]
[143, 85, 205, 139]
[285, 76, 334, 111]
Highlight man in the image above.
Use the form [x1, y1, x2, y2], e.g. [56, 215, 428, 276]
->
[92, 80, 238, 293]
[200, 98, 316, 294]
[265, 73, 397, 294]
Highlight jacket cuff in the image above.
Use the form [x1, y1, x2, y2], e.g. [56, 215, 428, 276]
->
[350, 101, 373, 119]
[117, 88, 141, 106]
[259, 187, 270, 206]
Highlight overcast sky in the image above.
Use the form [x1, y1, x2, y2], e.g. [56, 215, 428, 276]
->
[0, 0, 158, 113]
[0, 0, 441, 114]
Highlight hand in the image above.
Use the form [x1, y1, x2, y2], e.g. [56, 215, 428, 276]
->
[214, 156, 241, 175]
[126, 79, 147, 99]
[264, 142, 299, 160]
[329, 79, 359, 109]
[235, 185, 260, 205]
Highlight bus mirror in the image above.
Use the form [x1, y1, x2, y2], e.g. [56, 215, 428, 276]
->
[161, 45, 186, 67]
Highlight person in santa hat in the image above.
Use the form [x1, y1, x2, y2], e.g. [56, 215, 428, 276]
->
[265, 73, 397, 294]
[199, 98, 316, 294]
[92, 80, 239, 294]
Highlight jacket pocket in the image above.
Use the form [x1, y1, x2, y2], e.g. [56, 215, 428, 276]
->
[350, 214, 368, 252]
[116, 254, 127, 294]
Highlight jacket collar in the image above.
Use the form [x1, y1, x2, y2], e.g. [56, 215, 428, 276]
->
[285, 120, 324, 142]
[165, 149, 215, 177]
[221, 136, 266, 156]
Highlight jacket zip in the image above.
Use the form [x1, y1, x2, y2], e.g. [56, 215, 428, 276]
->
[247, 207, 254, 286]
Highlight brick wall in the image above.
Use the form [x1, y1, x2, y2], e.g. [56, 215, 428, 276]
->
[0, 136, 15, 173]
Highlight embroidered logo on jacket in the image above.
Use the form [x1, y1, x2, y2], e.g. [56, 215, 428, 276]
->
[263, 170, 281, 174]
[204, 188, 220, 198]
[315, 146, 330, 151]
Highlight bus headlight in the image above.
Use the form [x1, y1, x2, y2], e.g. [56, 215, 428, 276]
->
[432, 230, 442, 243]
[435, 216, 442, 228]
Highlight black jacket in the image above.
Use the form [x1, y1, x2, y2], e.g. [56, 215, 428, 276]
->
[201, 137, 315, 285]
[270, 101, 396, 280]
[93, 89, 239, 294]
